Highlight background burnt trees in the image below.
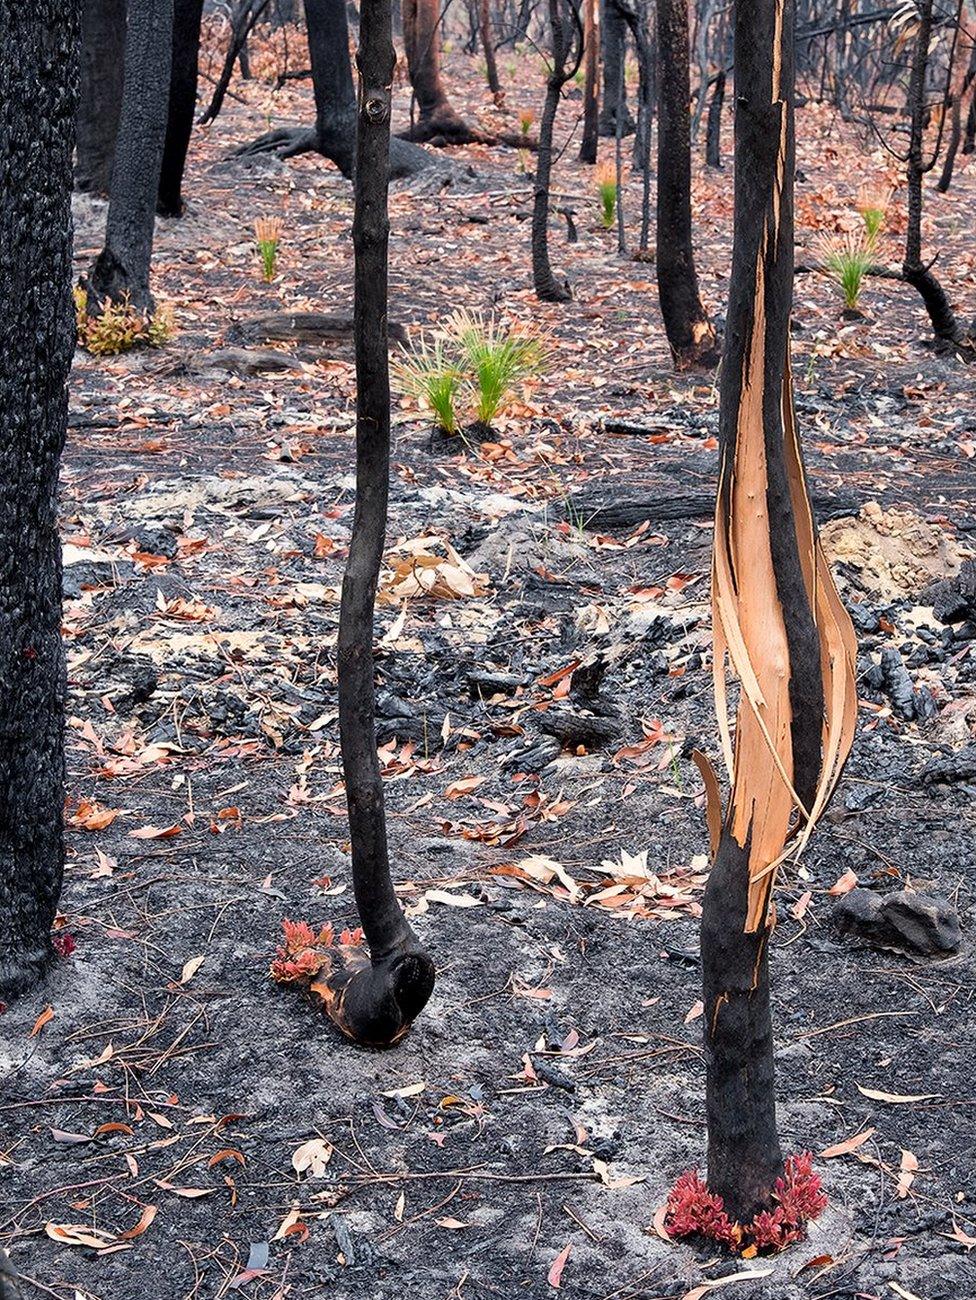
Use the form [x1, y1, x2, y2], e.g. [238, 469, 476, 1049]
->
[532, 0, 582, 301]
[698, 0, 856, 1222]
[579, 0, 600, 161]
[599, 0, 634, 134]
[236, 0, 436, 177]
[402, 0, 474, 141]
[87, 0, 174, 314]
[75, 0, 126, 194]
[329, 0, 436, 1044]
[0, 0, 79, 1000]
[656, 0, 718, 365]
[157, 0, 206, 216]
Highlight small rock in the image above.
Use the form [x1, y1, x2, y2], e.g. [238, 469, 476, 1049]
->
[833, 888, 961, 957]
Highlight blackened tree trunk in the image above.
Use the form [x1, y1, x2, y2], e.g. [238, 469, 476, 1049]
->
[327, 0, 436, 1046]
[157, 0, 205, 216]
[402, 0, 473, 141]
[235, 0, 436, 177]
[0, 0, 79, 1001]
[87, 0, 174, 314]
[700, 0, 856, 1223]
[532, 0, 579, 301]
[480, 0, 501, 96]
[705, 67, 725, 167]
[579, 0, 600, 162]
[656, 0, 718, 367]
[901, 0, 972, 353]
[75, 0, 126, 194]
[599, 0, 634, 136]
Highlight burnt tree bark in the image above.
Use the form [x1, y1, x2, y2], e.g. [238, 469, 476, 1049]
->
[656, 0, 719, 366]
[900, 0, 972, 353]
[326, 0, 435, 1045]
[579, 0, 600, 161]
[599, 0, 634, 135]
[75, 0, 126, 194]
[87, 0, 174, 314]
[532, 0, 581, 301]
[234, 0, 436, 177]
[402, 0, 473, 141]
[699, 0, 856, 1223]
[705, 67, 726, 167]
[0, 0, 79, 1001]
[480, 0, 501, 96]
[157, 0, 205, 216]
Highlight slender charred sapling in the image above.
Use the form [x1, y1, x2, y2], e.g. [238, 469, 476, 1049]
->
[326, 0, 435, 1045]
[695, 0, 857, 1224]
[0, 0, 79, 1000]
[87, 0, 174, 315]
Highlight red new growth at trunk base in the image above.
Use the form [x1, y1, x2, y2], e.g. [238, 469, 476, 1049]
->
[665, 1153, 827, 1254]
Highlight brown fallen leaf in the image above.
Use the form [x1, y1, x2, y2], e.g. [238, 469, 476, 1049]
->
[129, 823, 182, 840]
[547, 1243, 572, 1288]
[856, 1085, 938, 1104]
[45, 1223, 119, 1250]
[819, 1127, 876, 1158]
[896, 1149, 918, 1198]
[435, 1217, 469, 1230]
[209, 1148, 246, 1168]
[828, 868, 858, 895]
[31, 1005, 54, 1037]
[116, 1204, 157, 1241]
[945, 1219, 976, 1249]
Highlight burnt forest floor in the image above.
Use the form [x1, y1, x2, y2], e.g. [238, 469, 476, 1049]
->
[3, 35, 976, 1300]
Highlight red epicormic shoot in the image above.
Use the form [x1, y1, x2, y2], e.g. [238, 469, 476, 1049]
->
[269, 919, 364, 985]
[664, 1153, 827, 1254]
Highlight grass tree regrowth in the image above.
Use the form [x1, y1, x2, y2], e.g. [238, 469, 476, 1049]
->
[668, 0, 859, 1242]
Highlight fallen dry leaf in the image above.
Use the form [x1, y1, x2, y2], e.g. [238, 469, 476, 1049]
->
[819, 1127, 876, 1158]
[547, 1243, 572, 1288]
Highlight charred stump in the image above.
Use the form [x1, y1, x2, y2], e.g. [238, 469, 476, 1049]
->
[0, 0, 79, 1000]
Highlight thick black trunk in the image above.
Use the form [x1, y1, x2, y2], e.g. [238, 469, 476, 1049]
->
[532, 0, 574, 301]
[703, 0, 828, 1225]
[330, 0, 435, 1046]
[308, 0, 358, 175]
[0, 0, 78, 1000]
[75, 0, 126, 194]
[88, 0, 174, 314]
[599, 0, 634, 136]
[157, 0, 205, 217]
[480, 0, 501, 96]
[655, 0, 718, 367]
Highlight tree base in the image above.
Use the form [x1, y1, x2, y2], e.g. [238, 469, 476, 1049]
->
[399, 105, 482, 146]
[0, 944, 52, 1003]
[232, 126, 438, 180]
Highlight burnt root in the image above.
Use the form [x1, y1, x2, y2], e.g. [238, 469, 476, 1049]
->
[310, 942, 435, 1047]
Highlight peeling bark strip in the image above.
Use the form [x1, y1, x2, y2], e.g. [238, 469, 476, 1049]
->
[0, 0, 79, 1000]
[329, 0, 435, 1046]
[697, 0, 857, 1222]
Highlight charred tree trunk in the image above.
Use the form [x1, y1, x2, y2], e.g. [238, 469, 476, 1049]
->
[901, 0, 972, 353]
[327, 0, 435, 1046]
[480, 0, 501, 96]
[599, 0, 634, 135]
[705, 67, 725, 167]
[157, 0, 205, 216]
[656, 0, 718, 367]
[87, 0, 174, 315]
[233, 0, 436, 177]
[75, 0, 126, 194]
[402, 0, 473, 141]
[579, 0, 600, 161]
[532, 0, 578, 301]
[0, 0, 79, 1001]
[699, 0, 857, 1224]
